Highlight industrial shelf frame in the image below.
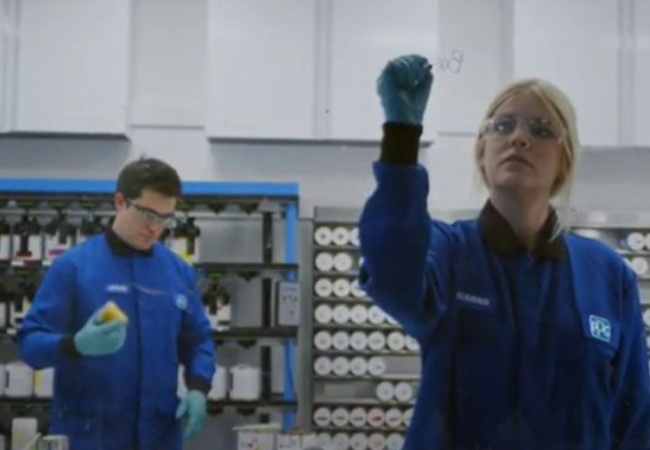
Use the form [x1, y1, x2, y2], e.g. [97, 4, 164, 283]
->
[0, 177, 304, 437]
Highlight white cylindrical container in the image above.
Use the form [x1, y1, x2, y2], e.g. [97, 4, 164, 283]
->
[350, 331, 368, 351]
[332, 357, 350, 377]
[333, 253, 354, 272]
[368, 433, 387, 450]
[332, 432, 350, 450]
[376, 381, 395, 402]
[315, 252, 335, 272]
[394, 381, 414, 403]
[34, 367, 54, 398]
[5, 361, 33, 397]
[333, 278, 352, 298]
[313, 407, 332, 427]
[349, 357, 368, 377]
[630, 257, 649, 277]
[11, 418, 38, 450]
[386, 433, 405, 450]
[208, 365, 228, 400]
[332, 304, 351, 324]
[331, 407, 350, 427]
[316, 433, 333, 449]
[349, 407, 368, 428]
[350, 305, 369, 325]
[332, 331, 351, 351]
[229, 365, 261, 400]
[645, 233, 650, 251]
[332, 227, 350, 246]
[367, 306, 385, 325]
[367, 332, 387, 352]
[314, 331, 333, 351]
[314, 304, 334, 324]
[367, 357, 387, 377]
[350, 279, 366, 299]
[349, 227, 360, 246]
[314, 278, 334, 298]
[367, 408, 386, 428]
[314, 356, 333, 376]
[314, 227, 333, 246]
[387, 331, 406, 352]
[405, 335, 420, 352]
[349, 433, 368, 450]
[385, 407, 404, 428]
[623, 232, 646, 251]
[403, 407, 414, 426]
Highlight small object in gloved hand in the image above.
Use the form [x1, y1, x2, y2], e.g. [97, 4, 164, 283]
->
[99, 300, 128, 324]
[73, 307, 127, 356]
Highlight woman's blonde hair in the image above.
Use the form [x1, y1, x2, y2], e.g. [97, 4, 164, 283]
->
[474, 78, 581, 232]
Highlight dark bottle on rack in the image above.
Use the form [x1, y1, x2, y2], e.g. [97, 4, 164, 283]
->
[0, 217, 11, 262]
[202, 283, 231, 331]
[12, 215, 42, 263]
[44, 213, 76, 263]
[186, 218, 201, 263]
[158, 227, 171, 245]
[170, 220, 190, 262]
[76, 216, 105, 245]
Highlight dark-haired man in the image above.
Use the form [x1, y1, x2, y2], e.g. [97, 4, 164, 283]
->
[18, 157, 215, 450]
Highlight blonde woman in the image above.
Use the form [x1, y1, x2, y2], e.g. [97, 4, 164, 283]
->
[358, 54, 650, 449]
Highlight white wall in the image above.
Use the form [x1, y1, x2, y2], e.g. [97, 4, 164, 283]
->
[0, 0, 647, 217]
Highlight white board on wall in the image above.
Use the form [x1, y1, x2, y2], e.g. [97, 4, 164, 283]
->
[433, 0, 509, 136]
[513, 0, 621, 146]
[13, 0, 131, 135]
[328, 0, 438, 141]
[206, 0, 317, 140]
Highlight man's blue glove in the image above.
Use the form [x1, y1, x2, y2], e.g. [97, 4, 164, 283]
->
[377, 54, 434, 125]
[175, 390, 207, 439]
[73, 308, 127, 356]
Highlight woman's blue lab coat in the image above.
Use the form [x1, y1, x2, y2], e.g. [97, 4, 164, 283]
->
[359, 161, 650, 450]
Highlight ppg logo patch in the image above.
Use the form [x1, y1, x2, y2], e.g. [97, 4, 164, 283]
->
[589, 315, 611, 343]
[175, 294, 188, 311]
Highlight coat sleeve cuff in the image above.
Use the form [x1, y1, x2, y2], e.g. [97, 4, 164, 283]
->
[186, 375, 211, 395]
[379, 122, 423, 166]
[59, 335, 83, 360]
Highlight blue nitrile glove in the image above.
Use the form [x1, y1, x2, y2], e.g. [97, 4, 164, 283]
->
[73, 308, 127, 356]
[377, 54, 434, 125]
[175, 390, 207, 439]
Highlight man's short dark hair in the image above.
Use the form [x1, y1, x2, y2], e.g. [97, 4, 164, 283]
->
[116, 157, 182, 200]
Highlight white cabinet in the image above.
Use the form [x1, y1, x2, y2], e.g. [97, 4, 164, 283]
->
[206, 0, 317, 140]
[513, 0, 620, 146]
[7, 0, 131, 135]
[434, 0, 509, 135]
[634, 0, 650, 146]
[206, 0, 437, 142]
[328, 0, 438, 141]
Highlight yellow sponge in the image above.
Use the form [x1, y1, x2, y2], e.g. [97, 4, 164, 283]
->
[99, 301, 128, 324]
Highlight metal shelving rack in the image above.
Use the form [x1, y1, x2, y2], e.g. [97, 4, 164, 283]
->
[0, 178, 302, 441]
[306, 207, 417, 450]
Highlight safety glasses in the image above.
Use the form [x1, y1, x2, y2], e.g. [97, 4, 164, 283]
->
[482, 114, 565, 143]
